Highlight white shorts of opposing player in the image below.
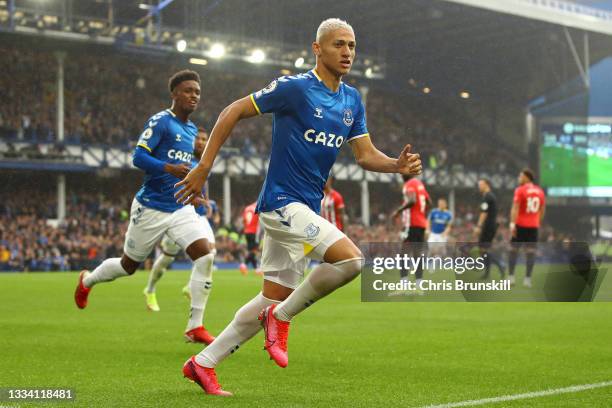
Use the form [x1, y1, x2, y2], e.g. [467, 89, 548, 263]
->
[258, 202, 346, 289]
[124, 198, 211, 262]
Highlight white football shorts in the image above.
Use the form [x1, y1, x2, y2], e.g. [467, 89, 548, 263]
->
[428, 232, 447, 243]
[160, 214, 215, 256]
[258, 202, 346, 289]
[123, 198, 209, 262]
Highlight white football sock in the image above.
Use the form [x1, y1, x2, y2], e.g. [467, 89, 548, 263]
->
[146, 254, 174, 293]
[83, 258, 129, 288]
[186, 253, 214, 331]
[273, 258, 363, 322]
[196, 292, 278, 368]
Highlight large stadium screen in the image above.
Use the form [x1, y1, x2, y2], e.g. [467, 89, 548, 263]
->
[540, 120, 612, 197]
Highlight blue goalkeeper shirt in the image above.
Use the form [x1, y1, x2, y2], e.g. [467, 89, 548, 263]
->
[134, 109, 198, 213]
[250, 70, 369, 214]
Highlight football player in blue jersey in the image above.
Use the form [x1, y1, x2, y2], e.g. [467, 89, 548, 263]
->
[74, 70, 217, 345]
[143, 128, 217, 342]
[427, 198, 453, 243]
[426, 198, 453, 257]
[175, 19, 422, 396]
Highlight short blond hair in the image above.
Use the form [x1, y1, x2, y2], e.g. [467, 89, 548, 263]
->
[316, 18, 354, 42]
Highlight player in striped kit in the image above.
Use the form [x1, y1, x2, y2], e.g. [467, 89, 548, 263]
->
[320, 175, 346, 232]
[239, 202, 261, 275]
[394, 174, 431, 286]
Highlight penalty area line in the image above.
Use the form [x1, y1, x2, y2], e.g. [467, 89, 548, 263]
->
[420, 380, 612, 408]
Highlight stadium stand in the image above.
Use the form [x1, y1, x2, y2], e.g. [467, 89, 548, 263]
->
[0, 42, 522, 172]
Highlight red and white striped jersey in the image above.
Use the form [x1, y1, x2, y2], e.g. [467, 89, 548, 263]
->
[321, 189, 345, 231]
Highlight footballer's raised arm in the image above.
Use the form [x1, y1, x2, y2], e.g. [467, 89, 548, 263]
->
[175, 96, 257, 205]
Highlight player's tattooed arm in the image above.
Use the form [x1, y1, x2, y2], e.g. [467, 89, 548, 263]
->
[175, 96, 258, 205]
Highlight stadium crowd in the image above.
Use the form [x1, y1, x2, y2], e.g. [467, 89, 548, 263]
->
[0, 183, 564, 272]
[0, 42, 559, 272]
[0, 43, 522, 173]
[0, 191, 127, 272]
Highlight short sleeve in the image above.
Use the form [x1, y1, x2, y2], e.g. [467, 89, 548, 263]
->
[480, 199, 489, 213]
[137, 115, 166, 153]
[405, 184, 417, 195]
[335, 192, 345, 209]
[347, 96, 369, 141]
[250, 77, 298, 115]
[513, 188, 522, 204]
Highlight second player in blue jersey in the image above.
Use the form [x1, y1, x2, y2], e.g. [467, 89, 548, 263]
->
[75, 70, 218, 346]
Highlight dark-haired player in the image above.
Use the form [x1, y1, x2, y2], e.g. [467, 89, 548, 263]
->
[475, 179, 504, 279]
[74, 70, 216, 344]
[393, 174, 431, 286]
[143, 127, 217, 343]
[508, 168, 546, 287]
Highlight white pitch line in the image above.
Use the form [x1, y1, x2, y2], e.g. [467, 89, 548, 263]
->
[420, 380, 612, 408]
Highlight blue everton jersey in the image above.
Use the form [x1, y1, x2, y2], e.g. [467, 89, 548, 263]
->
[250, 70, 369, 214]
[429, 209, 452, 234]
[135, 109, 198, 212]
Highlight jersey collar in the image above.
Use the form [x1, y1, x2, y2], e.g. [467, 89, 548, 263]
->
[311, 69, 344, 95]
[166, 108, 193, 126]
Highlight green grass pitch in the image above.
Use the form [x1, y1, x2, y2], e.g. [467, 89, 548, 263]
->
[588, 153, 612, 187]
[541, 145, 612, 188]
[1, 268, 611, 407]
[540, 145, 588, 188]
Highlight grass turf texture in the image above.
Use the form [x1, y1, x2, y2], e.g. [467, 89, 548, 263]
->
[1, 268, 611, 407]
[541, 145, 612, 188]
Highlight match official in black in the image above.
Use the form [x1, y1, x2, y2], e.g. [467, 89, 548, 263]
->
[474, 179, 505, 279]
